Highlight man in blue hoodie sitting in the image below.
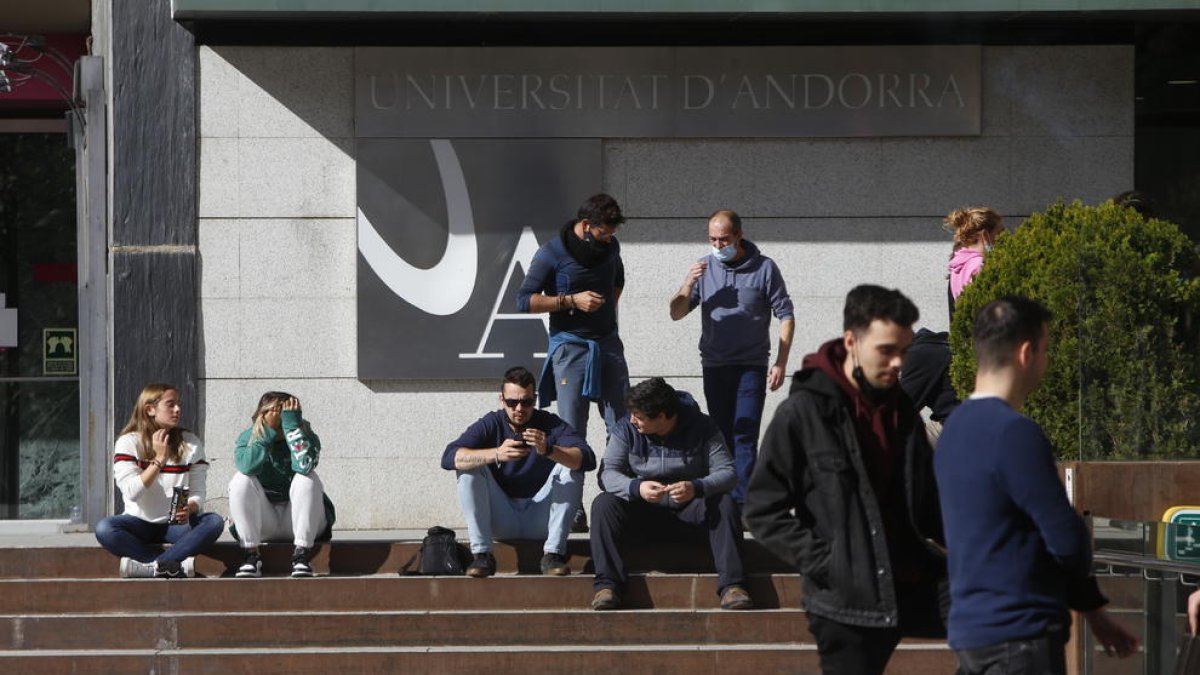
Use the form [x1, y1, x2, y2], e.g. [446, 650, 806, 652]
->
[669, 209, 794, 508]
[589, 377, 752, 611]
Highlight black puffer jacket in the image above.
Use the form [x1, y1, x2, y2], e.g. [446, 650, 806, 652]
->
[745, 344, 947, 632]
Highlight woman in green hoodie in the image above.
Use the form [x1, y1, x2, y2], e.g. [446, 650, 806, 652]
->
[228, 391, 335, 578]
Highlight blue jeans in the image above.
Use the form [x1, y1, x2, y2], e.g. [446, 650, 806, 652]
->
[550, 333, 629, 441]
[457, 463, 583, 555]
[94, 512, 225, 563]
[703, 365, 767, 505]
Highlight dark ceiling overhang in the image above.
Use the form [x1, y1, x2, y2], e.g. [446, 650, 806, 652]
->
[172, 0, 1200, 21]
[0, 0, 89, 34]
[170, 0, 1200, 46]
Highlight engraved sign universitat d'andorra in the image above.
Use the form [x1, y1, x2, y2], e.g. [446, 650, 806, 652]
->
[356, 46, 980, 138]
[354, 46, 981, 379]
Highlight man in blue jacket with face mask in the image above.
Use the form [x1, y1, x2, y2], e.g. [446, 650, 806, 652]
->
[669, 209, 794, 507]
[589, 377, 752, 612]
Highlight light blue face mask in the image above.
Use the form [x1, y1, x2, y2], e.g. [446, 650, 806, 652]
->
[712, 243, 738, 262]
[983, 228, 1003, 253]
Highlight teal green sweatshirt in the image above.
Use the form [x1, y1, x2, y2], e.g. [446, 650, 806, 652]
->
[234, 409, 336, 538]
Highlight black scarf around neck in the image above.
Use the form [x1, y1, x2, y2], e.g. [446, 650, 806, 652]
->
[561, 221, 613, 268]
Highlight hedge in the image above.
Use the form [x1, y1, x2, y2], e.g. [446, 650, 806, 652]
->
[948, 200, 1200, 460]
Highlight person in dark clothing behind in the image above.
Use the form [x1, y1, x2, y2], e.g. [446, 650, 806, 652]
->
[745, 284, 948, 675]
[900, 327, 960, 445]
[935, 296, 1138, 674]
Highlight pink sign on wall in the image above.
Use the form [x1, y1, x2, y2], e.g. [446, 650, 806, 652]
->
[0, 34, 87, 110]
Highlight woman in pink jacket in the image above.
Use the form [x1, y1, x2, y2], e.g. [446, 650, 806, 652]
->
[945, 207, 1005, 320]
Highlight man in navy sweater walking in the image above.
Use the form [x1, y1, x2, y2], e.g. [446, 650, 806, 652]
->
[935, 296, 1138, 674]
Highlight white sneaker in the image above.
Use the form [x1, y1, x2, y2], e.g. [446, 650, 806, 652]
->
[181, 557, 196, 578]
[118, 557, 156, 579]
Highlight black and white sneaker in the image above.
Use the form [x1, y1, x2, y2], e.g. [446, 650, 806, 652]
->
[154, 560, 186, 579]
[291, 546, 314, 577]
[236, 551, 262, 578]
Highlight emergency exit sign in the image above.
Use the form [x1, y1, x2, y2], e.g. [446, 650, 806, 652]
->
[1160, 507, 1200, 562]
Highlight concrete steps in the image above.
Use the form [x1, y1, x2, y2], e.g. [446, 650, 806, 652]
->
[0, 608, 810, 649]
[0, 645, 960, 675]
[0, 575, 804, 613]
[0, 539, 957, 674]
[0, 538, 794, 578]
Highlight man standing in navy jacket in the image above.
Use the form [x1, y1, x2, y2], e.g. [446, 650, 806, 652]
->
[517, 193, 630, 532]
[442, 366, 595, 578]
[936, 296, 1138, 674]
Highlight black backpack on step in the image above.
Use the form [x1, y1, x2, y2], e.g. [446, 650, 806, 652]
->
[399, 526, 470, 576]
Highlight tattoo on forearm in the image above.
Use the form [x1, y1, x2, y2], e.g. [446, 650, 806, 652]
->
[457, 455, 490, 469]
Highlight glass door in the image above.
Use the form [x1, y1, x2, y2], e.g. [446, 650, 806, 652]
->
[0, 131, 80, 520]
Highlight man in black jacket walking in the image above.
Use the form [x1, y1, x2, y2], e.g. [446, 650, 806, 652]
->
[744, 284, 947, 675]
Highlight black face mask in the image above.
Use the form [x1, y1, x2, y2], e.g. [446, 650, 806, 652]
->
[584, 229, 611, 253]
[562, 221, 613, 267]
[851, 352, 891, 404]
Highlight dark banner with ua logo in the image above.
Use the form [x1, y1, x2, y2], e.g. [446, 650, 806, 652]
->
[357, 138, 602, 379]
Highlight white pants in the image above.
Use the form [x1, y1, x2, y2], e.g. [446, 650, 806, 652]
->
[228, 471, 327, 549]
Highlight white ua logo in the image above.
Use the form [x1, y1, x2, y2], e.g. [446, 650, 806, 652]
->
[357, 139, 477, 316]
[459, 226, 548, 360]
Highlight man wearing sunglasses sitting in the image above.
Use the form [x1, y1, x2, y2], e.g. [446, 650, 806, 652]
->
[442, 366, 596, 577]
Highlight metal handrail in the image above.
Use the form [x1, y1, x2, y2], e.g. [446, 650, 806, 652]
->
[1094, 550, 1200, 586]
[1089, 518, 1200, 674]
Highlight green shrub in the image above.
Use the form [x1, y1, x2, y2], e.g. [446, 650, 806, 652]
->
[948, 200, 1200, 460]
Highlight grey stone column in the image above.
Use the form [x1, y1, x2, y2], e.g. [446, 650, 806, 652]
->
[110, 0, 199, 432]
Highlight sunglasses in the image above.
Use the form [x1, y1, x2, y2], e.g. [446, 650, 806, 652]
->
[503, 397, 536, 409]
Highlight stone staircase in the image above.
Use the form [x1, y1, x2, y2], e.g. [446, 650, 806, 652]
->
[0, 537, 956, 674]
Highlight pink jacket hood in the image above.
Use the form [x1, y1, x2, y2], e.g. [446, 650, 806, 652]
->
[948, 248, 985, 299]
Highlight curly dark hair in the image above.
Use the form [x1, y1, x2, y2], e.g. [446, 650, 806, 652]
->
[625, 377, 679, 419]
[577, 193, 625, 228]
